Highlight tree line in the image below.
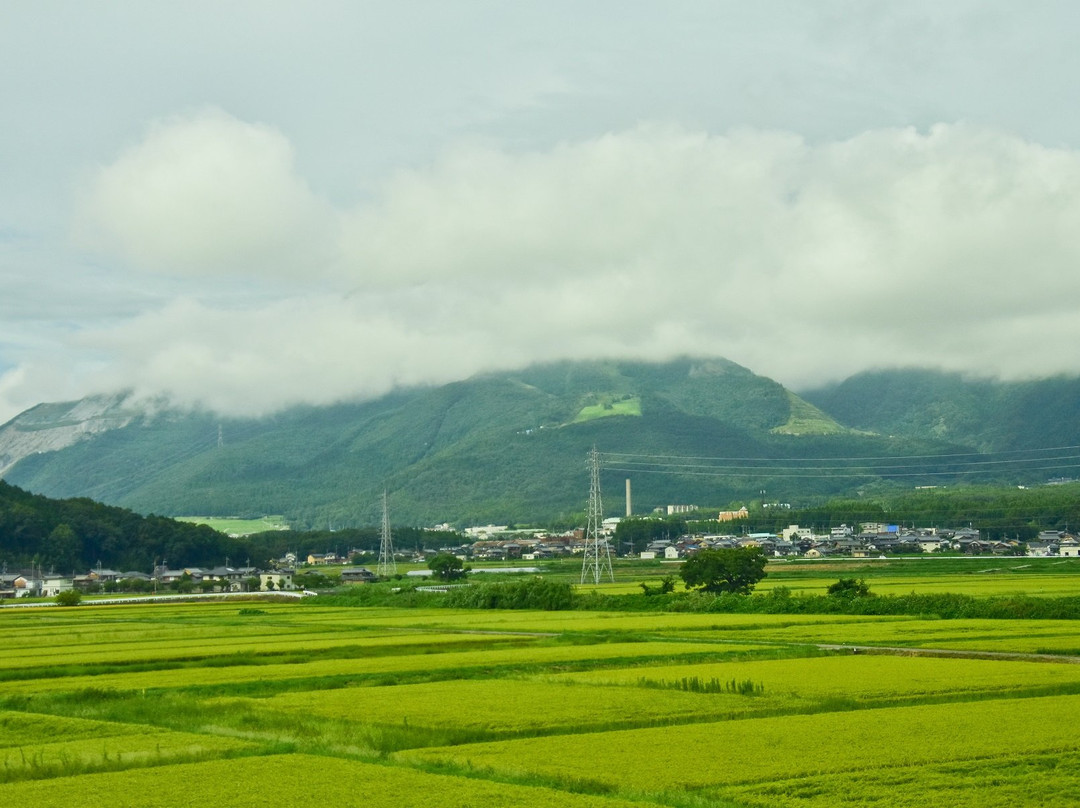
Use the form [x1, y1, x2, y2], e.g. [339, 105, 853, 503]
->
[0, 481, 466, 573]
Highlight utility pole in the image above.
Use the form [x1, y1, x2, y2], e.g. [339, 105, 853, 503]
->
[377, 489, 396, 577]
[581, 446, 613, 584]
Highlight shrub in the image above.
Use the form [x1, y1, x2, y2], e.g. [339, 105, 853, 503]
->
[54, 589, 82, 607]
[442, 577, 574, 610]
[827, 578, 872, 598]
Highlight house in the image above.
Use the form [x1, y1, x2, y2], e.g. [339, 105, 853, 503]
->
[202, 566, 255, 591]
[340, 567, 377, 584]
[88, 568, 123, 584]
[260, 569, 295, 591]
[664, 545, 681, 560]
[0, 574, 33, 599]
[1059, 536, 1080, 557]
[158, 568, 205, 584]
[919, 537, 949, 554]
[40, 575, 73, 597]
[1026, 541, 1057, 558]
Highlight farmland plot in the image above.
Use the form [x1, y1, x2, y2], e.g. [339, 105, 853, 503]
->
[255, 677, 773, 737]
[402, 695, 1080, 797]
[3, 599, 1080, 806]
[0, 754, 647, 808]
[554, 653, 1080, 703]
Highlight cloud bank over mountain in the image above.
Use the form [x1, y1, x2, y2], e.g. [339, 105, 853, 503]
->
[4, 4, 1080, 423]
[8, 113, 1070, 417]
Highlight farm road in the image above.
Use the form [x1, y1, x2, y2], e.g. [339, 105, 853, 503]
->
[818, 644, 1080, 664]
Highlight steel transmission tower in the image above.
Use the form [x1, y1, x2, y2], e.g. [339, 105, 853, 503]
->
[581, 446, 613, 584]
[377, 489, 397, 577]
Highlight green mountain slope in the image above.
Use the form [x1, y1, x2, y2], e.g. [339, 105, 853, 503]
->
[802, 369, 1080, 452]
[5, 358, 1063, 527]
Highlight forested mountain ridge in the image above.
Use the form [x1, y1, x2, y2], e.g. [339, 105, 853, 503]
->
[802, 369, 1080, 452]
[0, 479, 231, 572]
[2, 359, 1078, 527]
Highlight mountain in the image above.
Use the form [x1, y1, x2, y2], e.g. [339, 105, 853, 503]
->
[5, 358, 1075, 527]
[801, 369, 1080, 452]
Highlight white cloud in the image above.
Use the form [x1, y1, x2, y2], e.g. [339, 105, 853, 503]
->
[74, 109, 337, 280]
[6, 118, 1080, 422]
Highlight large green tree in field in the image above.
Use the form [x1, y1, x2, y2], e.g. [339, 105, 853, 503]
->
[428, 553, 467, 581]
[679, 547, 767, 594]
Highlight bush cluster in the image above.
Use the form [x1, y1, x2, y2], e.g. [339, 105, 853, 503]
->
[441, 577, 574, 610]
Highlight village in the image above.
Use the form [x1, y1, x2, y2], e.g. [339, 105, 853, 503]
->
[5, 507, 1078, 600]
[449, 518, 1080, 562]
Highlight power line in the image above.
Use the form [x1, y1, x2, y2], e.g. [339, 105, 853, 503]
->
[602, 445, 1080, 463]
[603, 464, 1080, 480]
[600, 445, 1080, 481]
[604, 453, 1080, 472]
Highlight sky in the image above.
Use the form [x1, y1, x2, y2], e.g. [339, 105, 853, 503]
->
[3, 1, 1080, 423]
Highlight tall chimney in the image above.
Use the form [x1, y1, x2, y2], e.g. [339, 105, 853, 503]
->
[625, 478, 632, 517]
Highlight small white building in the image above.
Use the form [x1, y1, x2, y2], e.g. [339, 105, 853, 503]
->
[919, 538, 949, 553]
[260, 570, 295, 591]
[40, 575, 73, 597]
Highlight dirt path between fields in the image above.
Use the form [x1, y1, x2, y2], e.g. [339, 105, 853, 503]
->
[817, 644, 1080, 664]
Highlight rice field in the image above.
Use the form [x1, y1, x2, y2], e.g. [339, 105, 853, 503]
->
[2, 592, 1080, 806]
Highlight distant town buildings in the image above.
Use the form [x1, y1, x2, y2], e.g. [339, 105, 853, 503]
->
[718, 507, 749, 522]
[5, 516, 1079, 601]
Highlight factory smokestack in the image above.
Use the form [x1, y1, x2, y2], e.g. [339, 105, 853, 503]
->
[625, 478, 632, 517]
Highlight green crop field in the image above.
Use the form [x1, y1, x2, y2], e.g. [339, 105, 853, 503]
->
[174, 514, 290, 535]
[4, 576, 1080, 806]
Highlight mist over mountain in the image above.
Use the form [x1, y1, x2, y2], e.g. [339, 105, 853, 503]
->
[2, 358, 1078, 527]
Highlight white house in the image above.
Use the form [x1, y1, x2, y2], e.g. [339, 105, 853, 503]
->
[259, 570, 295, 591]
[40, 575, 73, 597]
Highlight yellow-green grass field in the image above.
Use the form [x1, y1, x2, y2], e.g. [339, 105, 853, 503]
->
[251, 677, 771, 735]
[0, 640, 768, 696]
[174, 514, 290, 535]
[402, 695, 1080, 797]
[551, 653, 1080, 702]
[3, 598, 1080, 806]
[0, 754, 648, 808]
[578, 557, 1080, 598]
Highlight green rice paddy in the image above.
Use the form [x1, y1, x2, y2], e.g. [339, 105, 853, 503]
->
[3, 562, 1080, 806]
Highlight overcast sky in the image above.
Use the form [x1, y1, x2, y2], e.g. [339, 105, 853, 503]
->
[3, 1, 1080, 423]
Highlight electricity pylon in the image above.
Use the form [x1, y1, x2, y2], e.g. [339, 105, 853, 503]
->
[581, 446, 613, 584]
[377, 489, 396, 577]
